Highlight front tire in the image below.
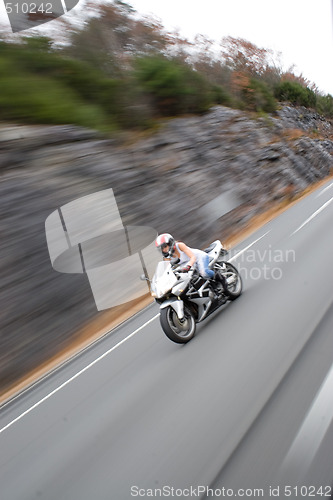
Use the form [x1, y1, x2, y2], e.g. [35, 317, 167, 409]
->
[160, 306, 196, 344]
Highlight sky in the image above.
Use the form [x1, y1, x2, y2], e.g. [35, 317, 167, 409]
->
[127, 0, 333, 95]
[0, 0, 332, 95]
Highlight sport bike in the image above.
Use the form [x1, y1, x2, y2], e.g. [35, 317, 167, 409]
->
[149, 240, 242, 343]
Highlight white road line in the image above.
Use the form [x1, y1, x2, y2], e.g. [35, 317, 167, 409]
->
[316, 181, 333, 198]
[291, 196, 333, 235]
[228, 231, 271, 262]
[279, 362, 333, 482]
[0, 314, 159, 435]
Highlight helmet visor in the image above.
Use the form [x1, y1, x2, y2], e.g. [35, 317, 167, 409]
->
[159, 243, 170, 257]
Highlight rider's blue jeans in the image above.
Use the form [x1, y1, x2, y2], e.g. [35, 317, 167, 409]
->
[196, 253, 215, 279]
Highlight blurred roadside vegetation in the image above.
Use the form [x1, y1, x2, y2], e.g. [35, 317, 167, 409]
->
[0, 0, 332, 132]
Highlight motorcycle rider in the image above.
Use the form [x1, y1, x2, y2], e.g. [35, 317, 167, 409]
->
[155, 233, 227, 294]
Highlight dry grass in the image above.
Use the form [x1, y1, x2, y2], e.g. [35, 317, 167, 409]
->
[267, 128, 327, 146]
[281, 128, 306, 141]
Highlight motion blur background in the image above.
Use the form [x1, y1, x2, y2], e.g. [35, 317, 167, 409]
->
[0, 0, 333, 398]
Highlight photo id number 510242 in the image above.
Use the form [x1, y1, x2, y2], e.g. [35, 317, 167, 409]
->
[5, 3, 53, 14]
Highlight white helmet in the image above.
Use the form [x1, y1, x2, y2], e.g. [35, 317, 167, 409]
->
[155, 233, 176, 258]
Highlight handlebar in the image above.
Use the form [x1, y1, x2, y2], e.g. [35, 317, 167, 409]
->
[173, 267, 196, 276]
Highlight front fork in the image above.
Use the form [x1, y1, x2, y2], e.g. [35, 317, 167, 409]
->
[160, 299, 185, 320]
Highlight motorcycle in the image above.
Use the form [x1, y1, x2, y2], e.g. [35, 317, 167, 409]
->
[148, 240, 242, 344]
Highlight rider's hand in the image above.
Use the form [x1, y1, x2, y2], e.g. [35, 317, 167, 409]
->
[179, 265, 191, 273]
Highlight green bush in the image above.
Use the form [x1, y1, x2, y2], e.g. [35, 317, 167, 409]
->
[5, 43, 107, 102]
[0, 40, 123, 131]
[275, 81, 316, 108]
[0, 71, 111, 129]
[0, 39, 172, 130]
[134, 56, 213, 116]
[316, 94, 333, 117]
[211, 84, 233, 106]
[248, 78, 277, 113]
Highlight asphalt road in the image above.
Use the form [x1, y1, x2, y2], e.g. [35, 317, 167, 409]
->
[1, 180, 333, 500]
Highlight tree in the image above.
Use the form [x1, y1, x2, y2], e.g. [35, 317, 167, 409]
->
[67, 1, 170, 76]
[220, 36, 274, 76]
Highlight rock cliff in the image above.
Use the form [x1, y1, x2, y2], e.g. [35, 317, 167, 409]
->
[1, 105, 332, 393]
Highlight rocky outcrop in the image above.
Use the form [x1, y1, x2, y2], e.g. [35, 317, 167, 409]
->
[1, 106, 332, 392]
[276, 105, 333, 139]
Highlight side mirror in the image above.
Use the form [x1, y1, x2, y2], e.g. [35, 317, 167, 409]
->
[140, 274, 149, 281]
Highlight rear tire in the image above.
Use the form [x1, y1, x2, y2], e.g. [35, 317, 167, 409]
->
[160, 306, 196, 344]
[216, 262, 242, 300]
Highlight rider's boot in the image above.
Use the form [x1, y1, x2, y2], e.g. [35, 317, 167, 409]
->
[211, 270, 228, 301]
[215, 270, 227, 291]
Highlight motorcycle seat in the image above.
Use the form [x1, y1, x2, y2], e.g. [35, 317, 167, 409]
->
[203, 243, 217, 253]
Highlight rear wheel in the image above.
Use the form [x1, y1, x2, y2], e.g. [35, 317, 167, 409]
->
[215, 262, 242, 300]
[160, 306, 196, 344]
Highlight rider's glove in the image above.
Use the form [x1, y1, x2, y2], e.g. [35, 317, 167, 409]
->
[179, 265, 191, 273]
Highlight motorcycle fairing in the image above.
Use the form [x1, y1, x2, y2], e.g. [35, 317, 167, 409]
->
[160, 299, 185, 320]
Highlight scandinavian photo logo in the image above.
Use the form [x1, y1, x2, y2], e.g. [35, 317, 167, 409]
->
[45, 189, 159, 311]
[4, 0, 79, 32]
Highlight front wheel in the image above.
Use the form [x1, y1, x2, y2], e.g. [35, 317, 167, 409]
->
[216, 262, 242, 300]
[160, 306, 196, 344]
